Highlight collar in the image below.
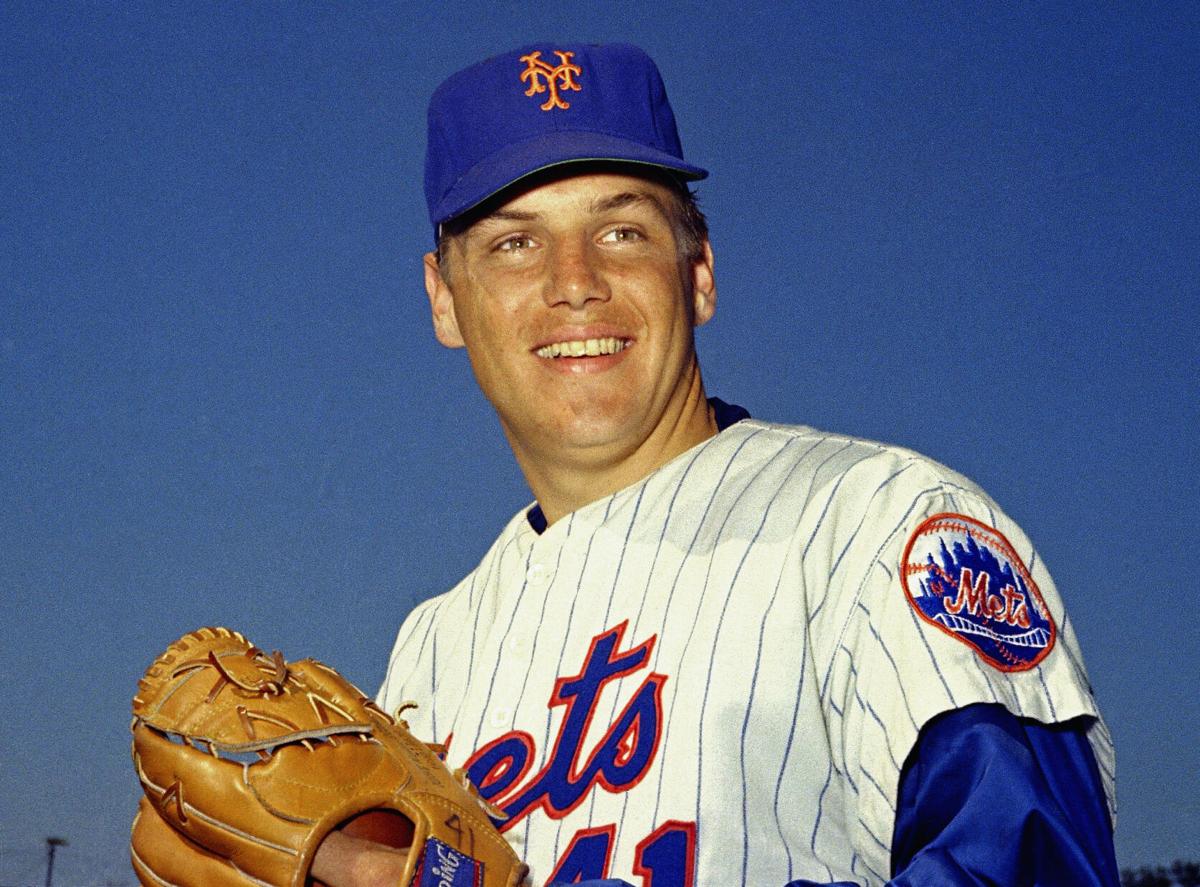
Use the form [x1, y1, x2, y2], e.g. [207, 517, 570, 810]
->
[525, 396, 751, 534]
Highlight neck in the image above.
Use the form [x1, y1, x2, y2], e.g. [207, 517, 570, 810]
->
[511, 373, 717, 527]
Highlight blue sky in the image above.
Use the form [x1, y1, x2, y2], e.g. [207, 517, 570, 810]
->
[2, 3, 1197, 883]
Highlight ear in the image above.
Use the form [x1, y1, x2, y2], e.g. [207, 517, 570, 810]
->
[424, 252, 465, 348]
[689, 239, 717, 327]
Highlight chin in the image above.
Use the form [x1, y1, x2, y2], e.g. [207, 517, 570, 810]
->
[540, 402, 646, 452]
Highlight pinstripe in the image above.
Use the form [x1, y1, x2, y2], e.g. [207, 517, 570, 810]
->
[820, 485, 944, 701]
[841, 648, 900, 773]
[688, 438, 805, 868]
[770, 605, 807, 883]
[1022, 547, 1060, 720]
[468, 545, 533, 752]
[600, 482, 647, 627]
[649, 432, 770, 823]
[736, 437, 826, 883]
[511, 538, 569, 715]
[451, 533, 522, 734]
[547, 506, 612, 866]
[429, 619, 439, 738]
[648, 432, 777, 825]
[749, 556, 801, 883]
[834, 760, 859, 797]
[377, 601, 433, 703]
[858, 760, 895, 810]
[1057, 610, 1097, 693]
[530, 510, 578, 862]
[813, 459, 918, 622]
[542, 513, 587, 756]
[904, 598, 958, 706]
[800, 442, 868, 568]
[856, 846, 887, 884]
[581, 482, 652, 833]
[608, 443, 710, 845]
[858, 816, 889, 853]
[1037, 667, 1059, 718]
[971, 653, 1004, 706]
[549, 504, 624, 864]
[405, 603, 441, 686]
[375, 421, 1114, 885]
[810, 761, 836, 881]
[461, 544, 498, 700]
[856, 601, 920, 733]
[462, 567, 483, 688]
[1018, 547, 1060, 719]
[629, 443, 707, 637]
[646, 431, 764, 820]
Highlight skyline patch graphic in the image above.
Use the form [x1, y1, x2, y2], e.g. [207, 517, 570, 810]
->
[901, 513, 1056, 671]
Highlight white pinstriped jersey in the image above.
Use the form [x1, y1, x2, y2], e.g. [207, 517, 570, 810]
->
[378, 419, 1115, 886]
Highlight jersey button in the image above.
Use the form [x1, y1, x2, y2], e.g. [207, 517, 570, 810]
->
[526, 562, 552, 586]
[489, 707, 511, 728]
[508, 635, 529, 656]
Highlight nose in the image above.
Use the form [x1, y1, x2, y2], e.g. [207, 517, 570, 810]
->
[544, 238, 610, 309]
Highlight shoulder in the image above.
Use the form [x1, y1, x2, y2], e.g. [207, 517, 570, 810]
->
[705, 417, 994, 522]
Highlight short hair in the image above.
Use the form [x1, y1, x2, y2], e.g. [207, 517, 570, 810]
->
[435, 162, 709, 278]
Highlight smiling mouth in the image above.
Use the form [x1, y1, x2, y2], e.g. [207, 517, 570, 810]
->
[535, 337, 631, 359]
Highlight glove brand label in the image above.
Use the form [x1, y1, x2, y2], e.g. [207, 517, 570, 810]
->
[412, 837, 480, 887]
[901, 513, 1056, 671]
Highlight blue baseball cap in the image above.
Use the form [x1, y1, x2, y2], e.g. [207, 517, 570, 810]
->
[425, 43, 708, 234]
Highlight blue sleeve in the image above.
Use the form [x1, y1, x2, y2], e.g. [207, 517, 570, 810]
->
[578, 705, 1116, 887]
[888, 702, 1118, 886]
[786, 703, 1117, 887]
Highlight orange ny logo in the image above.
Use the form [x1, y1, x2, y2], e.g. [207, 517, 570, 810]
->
[519, 50, 582, 111]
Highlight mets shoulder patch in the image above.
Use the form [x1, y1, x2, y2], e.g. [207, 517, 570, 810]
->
[410, 837, 482, 887]
[900, 513, 1056, 672]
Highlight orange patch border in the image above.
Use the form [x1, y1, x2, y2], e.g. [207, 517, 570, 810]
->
[900, 512, 1057, 673]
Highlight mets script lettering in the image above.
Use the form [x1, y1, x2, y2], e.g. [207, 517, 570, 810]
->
[465, 621, 664, 824]
[519, 50, 582, 110]
[463, 622, 695, 885]
[943, 567, 1031, 628]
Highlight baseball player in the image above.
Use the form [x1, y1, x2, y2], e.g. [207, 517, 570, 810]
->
[330, 44, 1120, 886]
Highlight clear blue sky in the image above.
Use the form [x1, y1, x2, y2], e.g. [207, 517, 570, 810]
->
[2, 3, 1197, 883]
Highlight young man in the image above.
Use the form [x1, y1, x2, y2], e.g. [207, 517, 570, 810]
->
[349, 44, 1119, 885]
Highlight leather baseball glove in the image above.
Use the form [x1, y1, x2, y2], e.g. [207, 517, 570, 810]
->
[130, 626, 527, 887]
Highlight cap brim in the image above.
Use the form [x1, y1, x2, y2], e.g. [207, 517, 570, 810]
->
[431, 130, 707, 229]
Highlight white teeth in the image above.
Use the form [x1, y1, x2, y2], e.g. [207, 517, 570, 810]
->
[536, 337, 628, 359]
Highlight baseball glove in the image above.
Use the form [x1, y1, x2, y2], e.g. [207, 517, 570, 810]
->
[130, 626, 527, 887]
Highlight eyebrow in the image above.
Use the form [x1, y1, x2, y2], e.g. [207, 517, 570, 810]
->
[478, 208, 539, 224]
[473, 189, 670, 229]
[587, 190, 670, 217]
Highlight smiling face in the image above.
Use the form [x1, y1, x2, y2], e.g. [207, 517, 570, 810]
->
[424, 169, 717, 513]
